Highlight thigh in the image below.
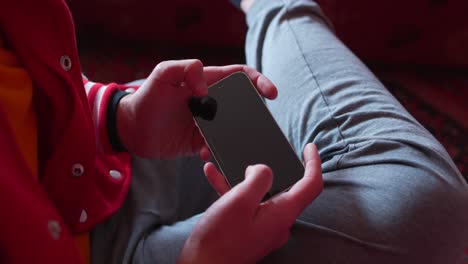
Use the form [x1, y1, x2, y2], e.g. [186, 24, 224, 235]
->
[261, 156, 468, 264]
[245, 0, 441, 169]
[244, 0, 468, 263]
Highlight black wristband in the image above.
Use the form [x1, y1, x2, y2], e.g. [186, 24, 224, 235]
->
[107, 90, 130, 152]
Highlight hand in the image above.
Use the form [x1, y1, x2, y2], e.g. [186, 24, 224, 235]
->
[117, 60, 278, 158]
[178, 143, 323, 264]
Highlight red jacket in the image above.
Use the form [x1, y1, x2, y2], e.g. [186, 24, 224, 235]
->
[0, 0, 132, 262]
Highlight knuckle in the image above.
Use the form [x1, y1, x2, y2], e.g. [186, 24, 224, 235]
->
[154, 61, 173, 76]
[189, 59, 203, 68]
[182, 59, 203, 74]
[241, 64, 252, 73]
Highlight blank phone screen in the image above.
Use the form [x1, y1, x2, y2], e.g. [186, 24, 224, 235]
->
[194, 72, 304, 197]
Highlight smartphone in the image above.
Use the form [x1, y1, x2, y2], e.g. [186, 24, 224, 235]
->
[191, 72, 304, 198]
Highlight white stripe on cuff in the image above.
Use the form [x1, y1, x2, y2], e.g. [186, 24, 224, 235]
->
[84, 81, 96, 94]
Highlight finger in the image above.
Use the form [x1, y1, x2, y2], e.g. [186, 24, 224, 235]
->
[184, 59, 208, 97]
[303, 142, 318, 166]
[234, 165, 274, 206]
[203, 65, 278, 100]
[151, 59, 208, 97]
[273, 143, 323, 218]
[199, 146, 211, 162]
[204, 162, 231, 196]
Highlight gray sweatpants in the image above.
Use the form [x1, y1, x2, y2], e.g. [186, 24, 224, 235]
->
[91, 0, 468, 263]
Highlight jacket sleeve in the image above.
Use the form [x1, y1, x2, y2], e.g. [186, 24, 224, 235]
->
[82, 75, 139, 154]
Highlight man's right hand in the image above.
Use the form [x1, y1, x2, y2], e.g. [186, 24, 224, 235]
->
[178, 143, 323, 264]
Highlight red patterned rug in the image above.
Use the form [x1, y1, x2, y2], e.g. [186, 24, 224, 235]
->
[377, 67, 467, 182]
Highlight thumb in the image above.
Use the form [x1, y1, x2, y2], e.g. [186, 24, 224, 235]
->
[149, 59, 208, 97]
[230, 165, 273, 210]
[273, 143, 323, 219]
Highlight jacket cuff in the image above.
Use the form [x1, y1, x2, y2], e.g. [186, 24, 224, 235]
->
[83, 78, 138, 154]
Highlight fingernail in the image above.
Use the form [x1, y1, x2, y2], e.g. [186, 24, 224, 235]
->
[306, 143, 314, 152]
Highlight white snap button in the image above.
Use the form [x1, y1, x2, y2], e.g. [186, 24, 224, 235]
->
[71, 163, 84, 177]
[79, 210, 87, 223]
[60, 55, 72, 71]
[125, 88, 136, 93]
[48, 220, 61, 240]
[109, 170, 122, 180]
